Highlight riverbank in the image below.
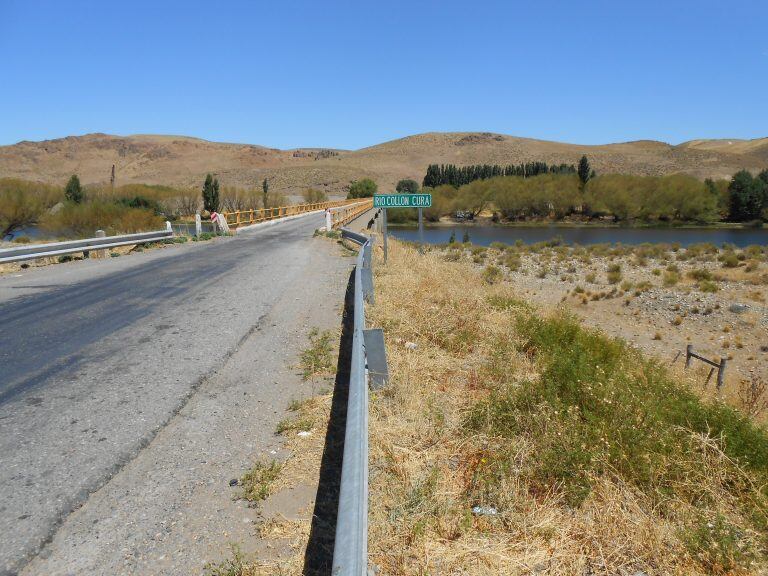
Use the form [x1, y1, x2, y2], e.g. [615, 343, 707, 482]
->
[389, 218, 758, 229]
[388, 223, 768, 248]
[451, 240, 768, 399]
[364, 239, 768, 575]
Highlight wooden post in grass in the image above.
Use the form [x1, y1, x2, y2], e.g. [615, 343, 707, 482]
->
[717, 358, 727, 390]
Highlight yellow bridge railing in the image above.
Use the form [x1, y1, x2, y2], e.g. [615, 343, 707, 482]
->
[328, 199, 374, 229]
[221, 198, 365, 230]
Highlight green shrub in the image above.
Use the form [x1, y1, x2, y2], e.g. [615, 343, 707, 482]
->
[688, 268, 713, 281]
[0, 178, 62, 238]
[116, 195, 163, 214]
[41, 201, 163, 237]
[606, 263, 622, 284]
[698, 279, 719, 293]
[465, 310, 768, 567]
[482, 265, 503, 284]
[239, 460, 282, 504]
[347, 178, 377, 199]
[503, 253, 521, 271]
[299, 328, 335, 380]
[663, 271, 680, 286]
[720, 252, 740, 268]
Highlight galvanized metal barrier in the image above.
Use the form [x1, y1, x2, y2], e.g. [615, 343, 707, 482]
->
[0, 223, 174, 264]
[333, 228, 388, 576]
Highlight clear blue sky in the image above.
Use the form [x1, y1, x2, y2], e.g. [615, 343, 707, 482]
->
[1, 0, 766, 149]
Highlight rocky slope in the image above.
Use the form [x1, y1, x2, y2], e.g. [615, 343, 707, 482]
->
[1, 131, 766, 196]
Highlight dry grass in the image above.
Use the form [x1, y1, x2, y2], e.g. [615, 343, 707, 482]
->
[367, 240, 768, 575]
[207, 393, 333, 576]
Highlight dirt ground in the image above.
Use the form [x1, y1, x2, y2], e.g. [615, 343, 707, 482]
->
[460, 242, 768, 410]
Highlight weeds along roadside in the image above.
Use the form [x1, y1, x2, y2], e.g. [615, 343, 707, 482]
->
[367, 239, 768, 575]
[206, 326, 340, 576]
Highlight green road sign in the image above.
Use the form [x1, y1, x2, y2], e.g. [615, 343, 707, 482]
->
[373, 193, 432, 208]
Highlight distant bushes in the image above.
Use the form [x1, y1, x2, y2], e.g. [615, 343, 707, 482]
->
[347, 178, 377, 199]
[411, 160, 768, 225]
[41, 201, 164, 236]
[302, 187, 328, 203]
[398, 170, 750, 225]
[0, 178, 62, 238]
[585, 173, 720, 223]
[493, 174, 581, 219]
[1, 175, 309, 241]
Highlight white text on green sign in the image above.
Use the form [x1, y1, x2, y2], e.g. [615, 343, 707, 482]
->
[373, 194, 432, 208]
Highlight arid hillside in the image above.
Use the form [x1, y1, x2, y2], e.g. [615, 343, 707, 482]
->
[1, 132, 766, 198]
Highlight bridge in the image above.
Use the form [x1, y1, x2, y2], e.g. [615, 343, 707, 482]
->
[0, 202, 375, 575]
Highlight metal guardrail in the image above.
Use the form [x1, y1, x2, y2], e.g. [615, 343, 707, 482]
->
[0, 223, 174, 264]
[332, 228, 387, 576]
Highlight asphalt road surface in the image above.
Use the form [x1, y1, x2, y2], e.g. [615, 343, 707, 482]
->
[0, 213, 350, 575]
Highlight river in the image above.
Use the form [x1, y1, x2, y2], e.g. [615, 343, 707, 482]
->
[388, 225, 768, 247]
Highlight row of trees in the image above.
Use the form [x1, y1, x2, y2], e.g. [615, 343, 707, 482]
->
[390, 170, 766, 224]
[726, 170, 768, 222]
[387, 158, 766, 224]
[422, 161, 579, 188]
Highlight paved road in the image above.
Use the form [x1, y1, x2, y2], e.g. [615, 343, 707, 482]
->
[0, 213, 344, 575]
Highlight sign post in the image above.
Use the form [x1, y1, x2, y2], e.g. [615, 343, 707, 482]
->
[417, 207, 424, 254]
[382, 208, 388, 263]
[373, 193, 432, 259]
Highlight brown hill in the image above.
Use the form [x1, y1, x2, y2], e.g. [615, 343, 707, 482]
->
[1, 132, 766, 199]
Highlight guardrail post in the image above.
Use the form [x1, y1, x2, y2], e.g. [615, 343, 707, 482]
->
[165, 221, 172, 234]
[93, 229, 106, 258]
[195, 214, 202, 237]
[685, 344, 693, 368]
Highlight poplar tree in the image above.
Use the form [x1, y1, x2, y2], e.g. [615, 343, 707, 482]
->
[262, 178, 269, 208]
[202, 174, 220, 213]
[577, 155, 592, 189]
[727, 170, 762, 221]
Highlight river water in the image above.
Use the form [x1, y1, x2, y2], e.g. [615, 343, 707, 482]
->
[388, 225, 768, 247]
